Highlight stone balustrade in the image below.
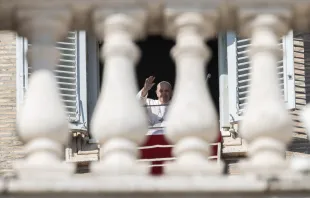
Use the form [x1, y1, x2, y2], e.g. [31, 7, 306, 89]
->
[2, 0, 310, 197]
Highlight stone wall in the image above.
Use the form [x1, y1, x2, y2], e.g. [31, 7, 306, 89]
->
[0, 31, 23, 175]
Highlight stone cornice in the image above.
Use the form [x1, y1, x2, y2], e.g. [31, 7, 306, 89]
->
[0, 1, 309, 34]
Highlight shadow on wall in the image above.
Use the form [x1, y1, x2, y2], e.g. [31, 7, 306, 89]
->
[302, 33, 310, 104]
[287, 32, 310, 155]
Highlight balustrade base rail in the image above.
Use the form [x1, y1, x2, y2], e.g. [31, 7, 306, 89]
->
[5, 0, 310, 196]
[2, 175, 310, 196]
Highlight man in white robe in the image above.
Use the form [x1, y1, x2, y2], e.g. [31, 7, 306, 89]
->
[137, 76, 172, 134]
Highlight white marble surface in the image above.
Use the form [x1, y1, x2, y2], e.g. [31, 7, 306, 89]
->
[3, 174, 310, 198]
[3, 174, 310, 197]
[0, 177, 4, 193]
[7, 175, 267, 193]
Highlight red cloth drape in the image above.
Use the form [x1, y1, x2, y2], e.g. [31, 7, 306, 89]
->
[140, 133, 222, 175]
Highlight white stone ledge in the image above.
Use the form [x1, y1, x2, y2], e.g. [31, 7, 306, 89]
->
[0, 0, 305, 32]
[3, 193, 310, 198]
[3, 175, 310, 197]
[6, 175, 266, 193]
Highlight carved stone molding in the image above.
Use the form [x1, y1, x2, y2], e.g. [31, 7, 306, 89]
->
[15, 7, 72, 40]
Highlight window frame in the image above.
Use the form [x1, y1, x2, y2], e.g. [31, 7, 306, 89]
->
[225, 30, 296, 123]
[218, 32, 231, 135]
[15, 31, 99, 131]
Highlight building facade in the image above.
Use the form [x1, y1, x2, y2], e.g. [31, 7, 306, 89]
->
[1, 3, 310, 175]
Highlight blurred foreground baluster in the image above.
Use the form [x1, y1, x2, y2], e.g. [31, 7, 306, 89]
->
[164, 11, 223, 175]
[238, 14, 293, 176]
[15, 9, 74, 179]
[91, 11, 149, 175]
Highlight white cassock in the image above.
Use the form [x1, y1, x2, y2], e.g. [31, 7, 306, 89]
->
[137, 90, 168, 135]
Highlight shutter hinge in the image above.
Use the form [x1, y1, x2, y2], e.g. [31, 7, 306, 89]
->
[288, 74, 293, 80]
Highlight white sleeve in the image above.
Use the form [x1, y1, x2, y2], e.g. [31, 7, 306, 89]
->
[137, 90, 156, 106]
[136, 90, 148, 105]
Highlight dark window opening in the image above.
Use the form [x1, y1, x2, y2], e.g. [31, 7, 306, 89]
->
[135, 36, 176, 99]
[98, 35, 219, 115]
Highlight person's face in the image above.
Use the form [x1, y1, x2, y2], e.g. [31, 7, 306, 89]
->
[156, 84, 172, 103]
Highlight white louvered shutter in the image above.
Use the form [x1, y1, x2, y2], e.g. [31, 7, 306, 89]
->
[23, 31, 88, 130]
[227, 31, 295, 122]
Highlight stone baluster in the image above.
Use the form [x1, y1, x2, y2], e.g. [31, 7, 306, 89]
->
[15, 9, 74, 179]
[164, 11, 223, 175]
[238, 14, 292, 175]
[91, 11, 148, 175]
